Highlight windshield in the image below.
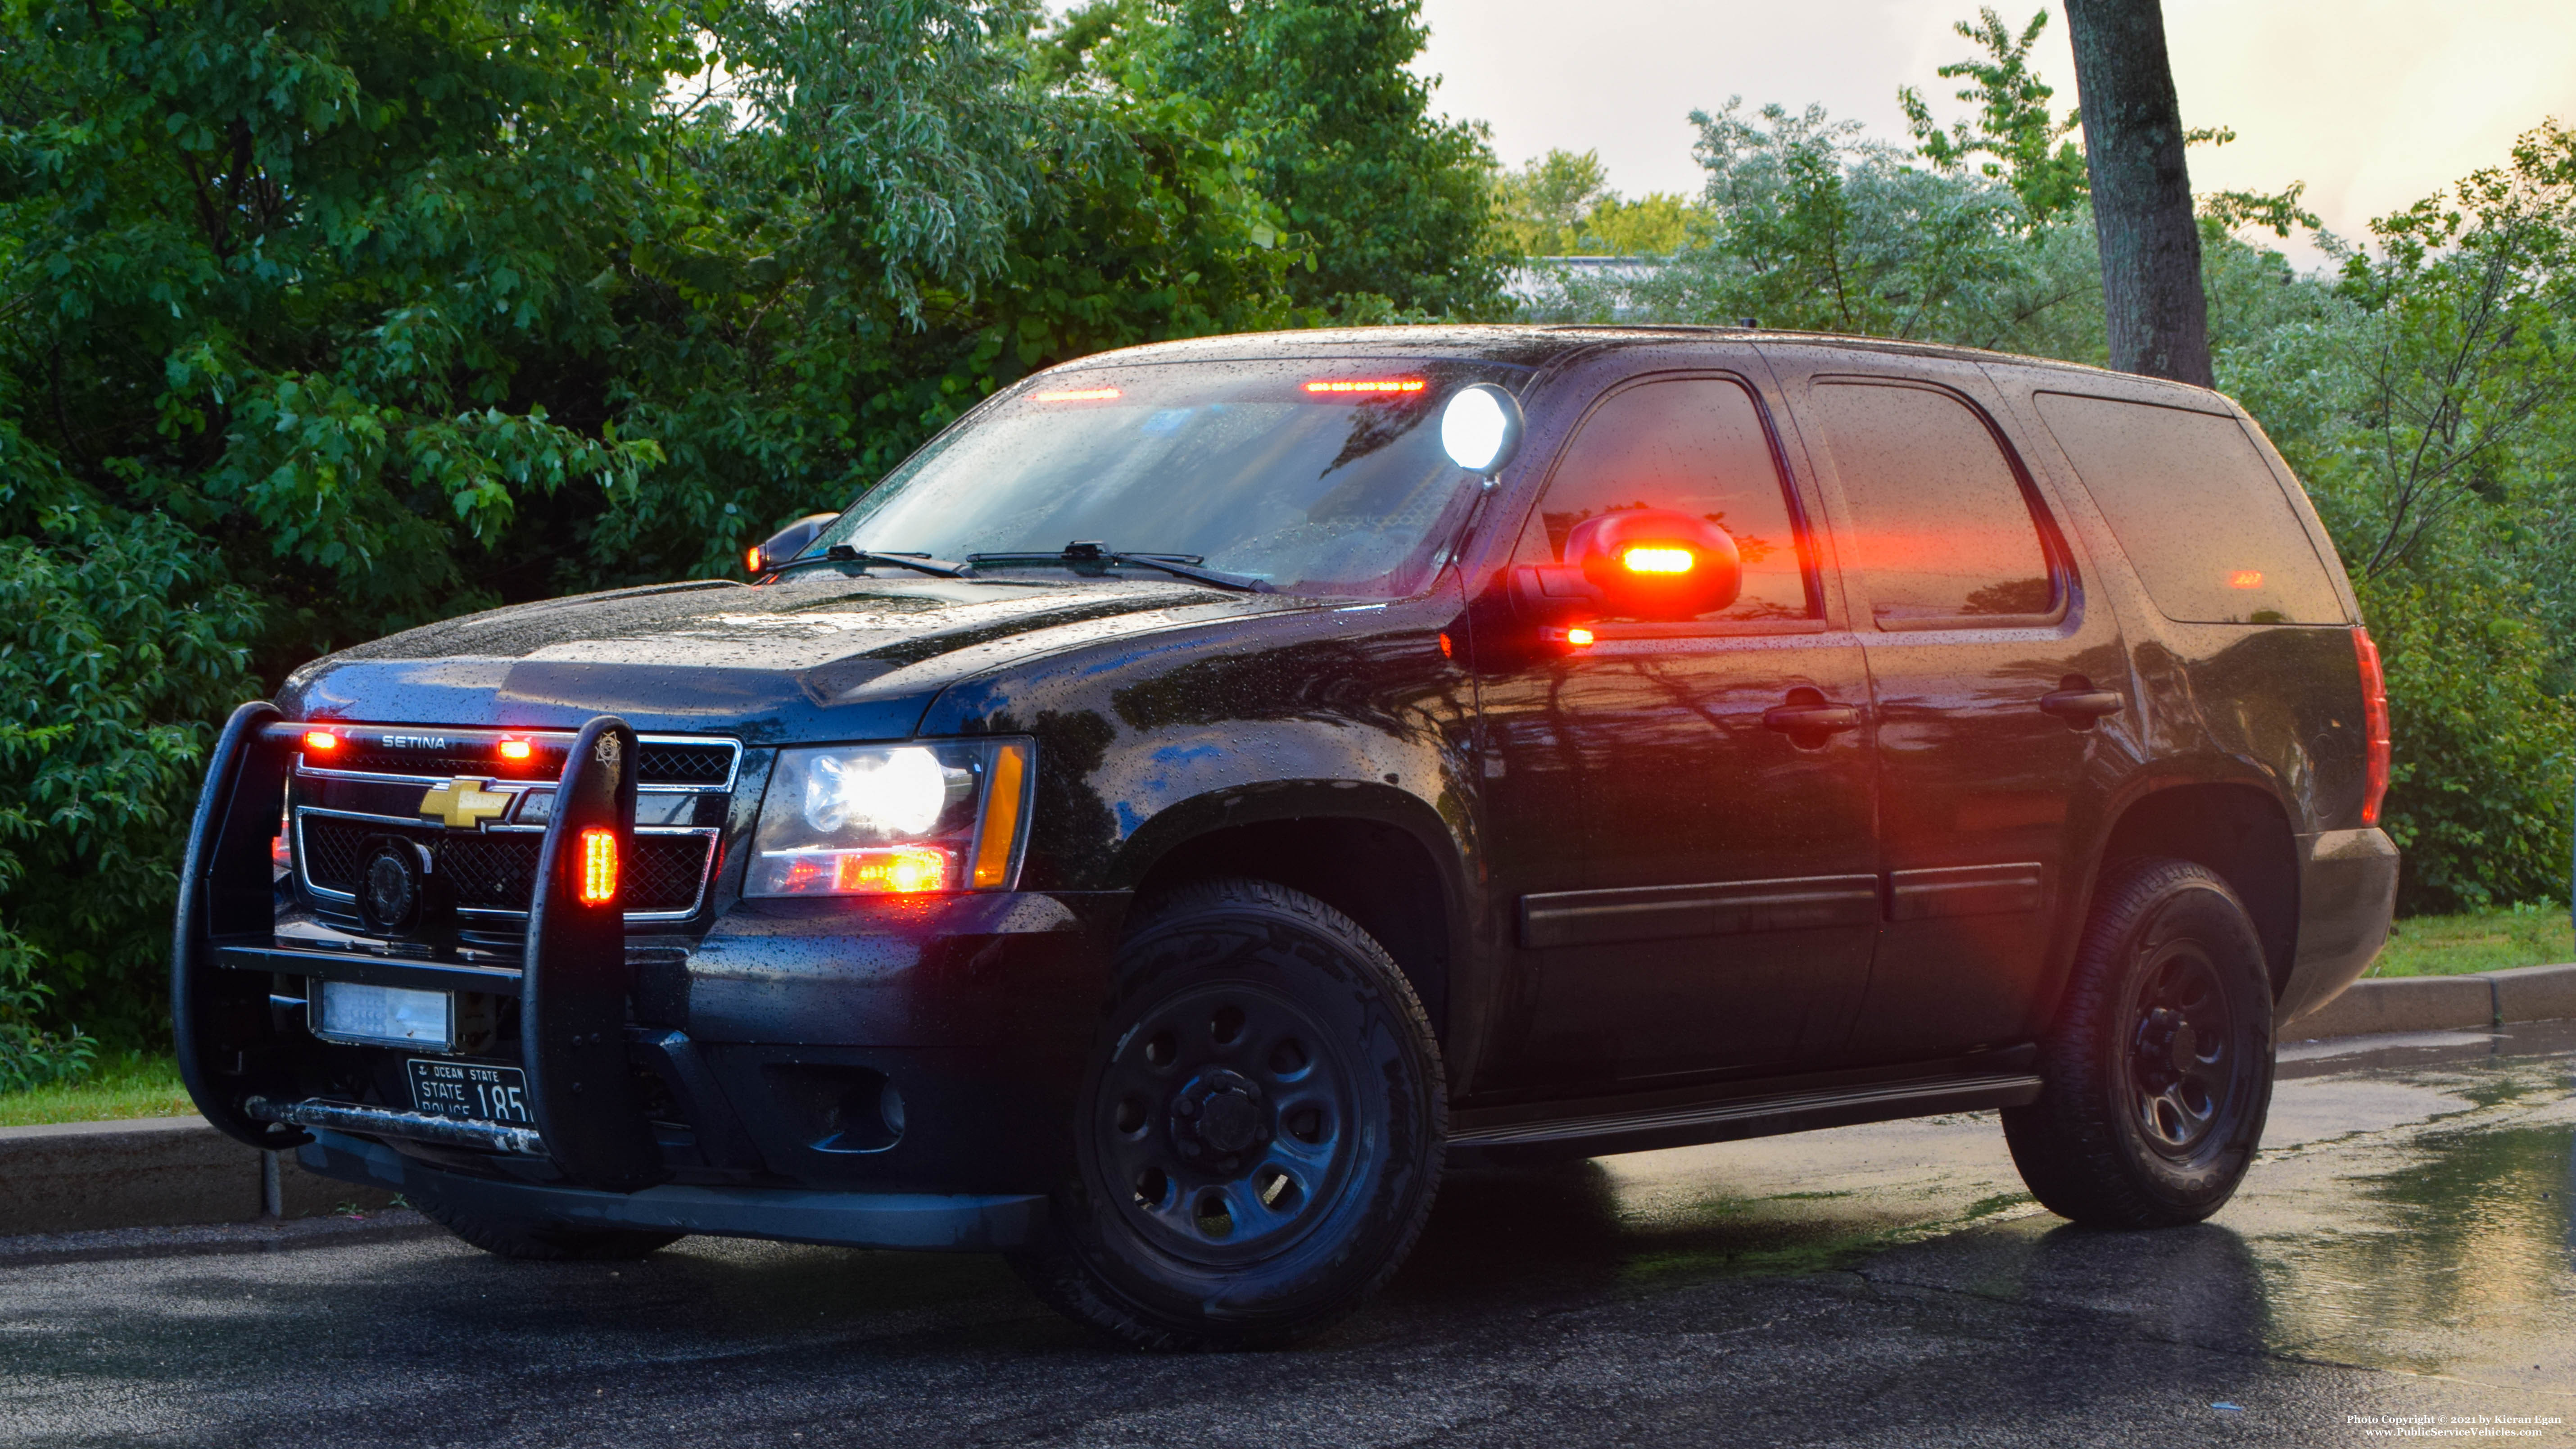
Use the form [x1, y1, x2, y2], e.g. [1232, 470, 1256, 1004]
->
[810, 358, 1530, 598]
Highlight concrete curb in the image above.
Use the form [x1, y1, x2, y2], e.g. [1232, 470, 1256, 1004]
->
[0, 1118, 400, 1237]
[2283, 961, 2576, 1039]
[3, 964, 2569, 1240]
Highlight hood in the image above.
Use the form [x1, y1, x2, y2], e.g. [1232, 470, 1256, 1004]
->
[278, 573, 1310, 742]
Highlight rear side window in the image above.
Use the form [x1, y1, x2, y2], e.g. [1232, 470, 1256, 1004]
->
[2033, 393, 2345, 625]
[1517, 376, 1815, 621]
[1806, 381, 2056, 623]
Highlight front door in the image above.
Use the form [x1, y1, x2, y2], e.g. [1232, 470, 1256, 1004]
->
[1782, 359, 2128, 1062]
[1475, 367, 1880, 1090]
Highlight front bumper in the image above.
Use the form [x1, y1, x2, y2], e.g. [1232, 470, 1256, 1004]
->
[175, 702, 1125, 1214]
[303, 1128, 1045, 1251]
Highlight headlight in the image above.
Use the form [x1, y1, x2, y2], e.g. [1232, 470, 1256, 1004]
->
[747, 739, 1033, 897]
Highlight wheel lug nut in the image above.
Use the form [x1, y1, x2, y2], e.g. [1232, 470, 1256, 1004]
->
[1175, 1099, 1199, 1118]
[1179, 1141, 1201, 1158]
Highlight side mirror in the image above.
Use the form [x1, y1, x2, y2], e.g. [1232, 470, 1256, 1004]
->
[747, 513, 842, 576]
[1568, 509, 1740, 619]
[1511, 508, 1741, 625]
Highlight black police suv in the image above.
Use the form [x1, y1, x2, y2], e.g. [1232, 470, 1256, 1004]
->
[174, 326, 2398, 1348]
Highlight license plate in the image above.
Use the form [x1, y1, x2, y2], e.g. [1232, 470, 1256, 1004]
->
[407, 1058, 534, 1126]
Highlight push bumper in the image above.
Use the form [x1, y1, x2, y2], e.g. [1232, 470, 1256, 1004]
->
[301, 1128, 1044, 1251]
[2277, 826, 2400, 1025]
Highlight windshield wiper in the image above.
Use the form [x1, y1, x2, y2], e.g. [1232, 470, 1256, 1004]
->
[794, 545, 973, 578]
[966, 542, 1273, 594]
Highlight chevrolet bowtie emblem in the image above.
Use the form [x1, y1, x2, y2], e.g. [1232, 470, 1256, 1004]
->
[420, 778, 511, 830]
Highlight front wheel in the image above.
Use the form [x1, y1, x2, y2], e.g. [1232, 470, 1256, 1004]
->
[2003, 857, 2275, 1228]
[1011, 878, 1447, 1350]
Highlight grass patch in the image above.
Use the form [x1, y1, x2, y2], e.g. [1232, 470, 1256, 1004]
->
[2373, 904, 2574, 978]
[0, 1051, 192, 1128]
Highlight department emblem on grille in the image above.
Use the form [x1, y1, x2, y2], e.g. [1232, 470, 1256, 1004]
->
[419, 778, 511, 830]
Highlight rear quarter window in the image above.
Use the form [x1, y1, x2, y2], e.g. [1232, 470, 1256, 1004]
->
[2033, 392, 2346, 625]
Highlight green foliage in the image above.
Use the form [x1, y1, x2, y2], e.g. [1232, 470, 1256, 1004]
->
[0, 0, 1389, 1044]
[1492, 149, 1696, 256]
[0, 930, 94, 1092]
[2353, 564, 2576, 913]
[1107, 0, 1511, 319]
[1900, 6, 2086, 226]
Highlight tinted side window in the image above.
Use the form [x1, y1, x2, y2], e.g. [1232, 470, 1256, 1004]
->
[2033, 392, 2346, 625]
[1517, 376, 1815, 621]
[1807, 382, 2055, 623]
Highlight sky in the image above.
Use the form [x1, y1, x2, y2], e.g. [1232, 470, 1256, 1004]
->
[1410, 0, 2576, 272]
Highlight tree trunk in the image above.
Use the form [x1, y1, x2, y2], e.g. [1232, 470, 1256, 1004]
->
[2062, 0, 2213, 386]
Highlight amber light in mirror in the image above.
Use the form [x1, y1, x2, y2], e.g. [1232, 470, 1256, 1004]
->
[744, 546, 762, 574]
[1621, 546, 1696, 575]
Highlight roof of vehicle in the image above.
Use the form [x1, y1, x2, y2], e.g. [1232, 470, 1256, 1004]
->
[1057, 324, 2231, 411]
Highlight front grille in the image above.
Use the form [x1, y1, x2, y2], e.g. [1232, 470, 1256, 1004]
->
[312, 738, 736, 787]
[300, 817, 713, 915]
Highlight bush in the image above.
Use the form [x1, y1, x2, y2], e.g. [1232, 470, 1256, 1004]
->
[2359, 566, 2576, 913]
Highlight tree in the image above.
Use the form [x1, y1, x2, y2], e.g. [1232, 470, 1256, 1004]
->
[1901, 7, 2087, 226]
[2060, 0, 2214, 385]
[1117, 0, 1511, 319]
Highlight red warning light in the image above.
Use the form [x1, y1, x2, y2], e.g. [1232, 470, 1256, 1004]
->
[1035, 387, 1122, 402]
[578, 827, 618, 904]
[498, 738, 533, 762]
[302, 731, 340, 754]
[1621, 546, 1696, 575]
[2227, 570, 2264, 590]
[1304, 379, 1426, 395]
[1564, 626, 1596, 648]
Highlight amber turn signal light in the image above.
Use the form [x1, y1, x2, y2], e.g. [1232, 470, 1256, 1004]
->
[578, 827, 618, 904]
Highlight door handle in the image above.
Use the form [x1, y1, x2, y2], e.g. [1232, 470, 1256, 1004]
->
[2038, 686, 2123, 726]
[1762, 702, 1861, 736]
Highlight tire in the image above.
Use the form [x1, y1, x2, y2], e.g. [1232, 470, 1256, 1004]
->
[2003, 857, 2276, 1228]
[416, 1194, 684, 1262]
[1011, 877, 1447, 1350]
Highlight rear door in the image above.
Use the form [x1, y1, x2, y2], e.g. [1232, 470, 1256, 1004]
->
[1473, 357, 1881, 1090]
[1772, 351, 2131, 1063]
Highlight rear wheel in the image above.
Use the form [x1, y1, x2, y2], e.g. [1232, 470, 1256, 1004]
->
[416, 1195, 684, 1262]
[2003, 857, 2275, 1227]
[1011, 878, 1446, 1350]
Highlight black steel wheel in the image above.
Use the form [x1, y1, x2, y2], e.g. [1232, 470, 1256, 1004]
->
[414, 1194, 684, 1262]
[1012, 877, 1445, 1350]
[2004, 857, 2275, 1228]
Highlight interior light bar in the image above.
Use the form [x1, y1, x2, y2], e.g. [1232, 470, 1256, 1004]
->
[1304, 379, 1426, 395]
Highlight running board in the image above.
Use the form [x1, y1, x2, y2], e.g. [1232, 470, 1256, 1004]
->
[1446, 1073, 2044, 1162]
[246, 1095, 546, 1157]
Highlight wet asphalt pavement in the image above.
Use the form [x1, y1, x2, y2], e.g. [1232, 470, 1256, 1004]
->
[3, 1023, 2571, 1448]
